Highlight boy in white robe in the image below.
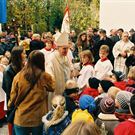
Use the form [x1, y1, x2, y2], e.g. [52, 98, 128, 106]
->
[94, 45, 113, 80]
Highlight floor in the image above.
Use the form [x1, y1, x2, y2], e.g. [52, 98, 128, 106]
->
[0, 124, 8, 135]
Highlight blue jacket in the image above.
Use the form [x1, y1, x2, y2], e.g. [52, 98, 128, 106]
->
[42, 111, 70, 135]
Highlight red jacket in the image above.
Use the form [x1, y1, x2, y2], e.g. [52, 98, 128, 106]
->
[114, 81, 127, 90]
[114, 119, 135, 135]
[114, 111, 133, 121]
[80, 87, 99, 98]
[127, 79, 135, 86]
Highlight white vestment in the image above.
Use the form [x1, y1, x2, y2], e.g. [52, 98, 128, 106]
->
[94, 59, 113, 80]
[113, 40, 134, 75]
[77, 65, 94, 89]
[0, 72, 5, 102]
[40, 48, 53, 67]
[46, 50, 71, 94]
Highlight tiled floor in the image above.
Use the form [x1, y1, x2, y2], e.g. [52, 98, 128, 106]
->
[0, 124, 8, 135]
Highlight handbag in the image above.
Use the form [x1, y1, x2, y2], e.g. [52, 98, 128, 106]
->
[7, 85, 34, 124]
[7, 103, 17, 123]
[7, 72, 42, 124]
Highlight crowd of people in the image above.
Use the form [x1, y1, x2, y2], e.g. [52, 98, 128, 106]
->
[0, 26, 135, 135]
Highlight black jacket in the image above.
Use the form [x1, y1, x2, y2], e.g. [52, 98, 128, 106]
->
[125, 55, 135, 67]
[2, 65, 16, 103]
[30, 40, 44, 53]
[63, 92, 78, 118]
[93, 37, 114, 64]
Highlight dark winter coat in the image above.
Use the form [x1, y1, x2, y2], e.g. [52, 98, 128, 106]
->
[42, 111, 70, 135]
[2, 65, 16, 103]
[93, 37, 114, 64]
[95, 113, 120, 135]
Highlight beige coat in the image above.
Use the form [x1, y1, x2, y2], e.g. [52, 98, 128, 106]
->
[46, 51, 71, 95]
[8, 71, 55, 127]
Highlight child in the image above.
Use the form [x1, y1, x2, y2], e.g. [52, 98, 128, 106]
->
[125, 68, 135, 93]
[72, 95, 96, 122]
[77, 50, 94, 90]
[94, 45, 113, 80]
[95, 80, 114, 100]
[109, 70, 126, 90]
[40, 38, 54, 67]
[115, 91, 133, 121]
[62, 120, 101, 135]
[63, 80, 79, 118]
[96, 97, 119, 135]
[80, 77, 100, 98]
[126, 66, 135, 88]
[114, 94, 135, 135]
[42, 95, 70, 135]
[125, 46, 135, 70]
[108, 86, 121, 100]
[95, 80, 114, 116]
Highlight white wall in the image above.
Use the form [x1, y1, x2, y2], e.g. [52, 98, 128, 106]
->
[100, 0, 135, 35]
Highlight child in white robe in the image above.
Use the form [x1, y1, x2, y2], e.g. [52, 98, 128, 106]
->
[40, 38, 54, 67]
[94, 45, 113, 80]
[77, 50, 94, 90]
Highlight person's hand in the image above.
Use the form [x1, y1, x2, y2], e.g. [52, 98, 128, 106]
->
[71, 69, 80, 78]
[0, 65, 5, 72]
[120, 52, 127, 58]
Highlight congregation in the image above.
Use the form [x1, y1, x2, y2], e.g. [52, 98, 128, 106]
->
[0, 27, 135, 135]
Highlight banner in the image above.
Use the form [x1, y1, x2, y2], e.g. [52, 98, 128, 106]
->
[61, 6, 70, 33]
[0, 0, 7, 23]
[0, 24, 2, 32]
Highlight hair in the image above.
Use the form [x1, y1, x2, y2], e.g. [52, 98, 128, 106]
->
[93, 28, 98, 33]
[46, 32, 53, 38]
[65, 80, 78, 89]
[32, 33, 40, 40]
[128, 66, 135, 81]
[99, 45, 109, 53]
[118, 28, 124, 33]
[46, 37, 53, 45]
[76, 32, 87, 47]
[23, 50, 45, 85]
[99, 29, 106, 34]
[10, 46, 24, 73]
[62, 120, 101, 135]
[122, 31, 129, 37]
[108, 86, 121, 100]
[130, 46, 135, 51]
[20, 39, 30, 49]
[80, 50, 94, 63]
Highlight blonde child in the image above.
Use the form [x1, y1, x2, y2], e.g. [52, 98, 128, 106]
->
[125, 46, 135, 70]
[42, 95, 70, 135]
[94, 45, 113, 80]
[77, 50, 94, 90]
